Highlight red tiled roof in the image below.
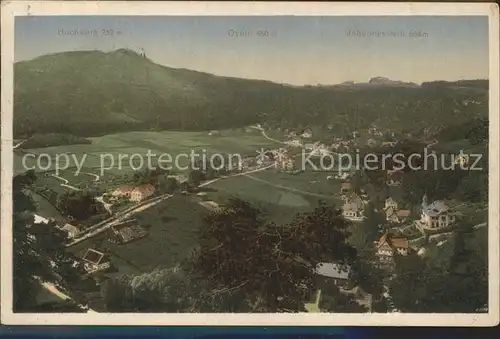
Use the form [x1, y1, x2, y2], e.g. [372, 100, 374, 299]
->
[113, 186, 134, 195]
[376, 232, 409, 249]
[132, 184, 155, 194]
[82, 248, 105, 265]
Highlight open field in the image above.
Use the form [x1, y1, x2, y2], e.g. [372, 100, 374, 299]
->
[68, 195, 206, 276]
[14, 130, 279, 175]
[28, 190, 65, 223]
[202, 169, 344, 223]
[246, 170, 342, 198]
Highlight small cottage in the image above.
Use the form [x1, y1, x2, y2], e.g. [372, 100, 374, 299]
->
[386, 169, 403, 187]
[34, 214, 50, 225]
[374, 232, 409, 267]
[340, 182, 352, 195]
[301, 128, 313, 139]
[383, 197, 411, 223]
[112, 186, 134, 198]
[314, 262, 350, 288]
[109, 219, 148, 244]
[130, 184, 155, 202]
[59, 223, 81, 239]
[81, 248, 111, 274]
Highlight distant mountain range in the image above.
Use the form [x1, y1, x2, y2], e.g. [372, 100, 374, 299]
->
[13, 49, 488, 138]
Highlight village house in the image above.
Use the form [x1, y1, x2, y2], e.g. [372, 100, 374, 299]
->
[340, 182, 352, 195]
[374, 231, 409, 267]
[386, 169, 403, 187]
[274, 150, 294, 172]
[329, 142, 340, 151]
[167, 174, 189, 190]
[309, 144, 331, 157]
[238, 158, 254, 171]
[109, 219, 148, 244]
[112, 186, 134, 198]
[130, 184, 155, 202]
[59, 223, 80, 239]
[315, 262, 350, 288]
[381, 141, 397, 148]
[34, 214, 50, 225]
[333, 172, 351, 180]
[301, 128, 313, 139]
[305, 142, 319, 151]
[454, 154, 470, 166]
[305, 263, 372, 313]
[415, 194, 457, 232]
[368, 126, 378, 135]
[285, 138, 302, 147]
[199, 200, 221, 212]
[383, 197, 411, 224]
[256, 154, 272, 166]
[342, 194, 366, 221]
[386, 208, 411, 224]
[81, 248, 111, 274]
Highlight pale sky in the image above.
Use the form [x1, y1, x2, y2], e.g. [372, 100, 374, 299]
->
[15, 16, 489, 85]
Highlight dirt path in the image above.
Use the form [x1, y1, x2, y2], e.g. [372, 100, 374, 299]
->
[249, 125, 285, 144]
[67, 165, 275, 247]
[39, 280, 97, 313]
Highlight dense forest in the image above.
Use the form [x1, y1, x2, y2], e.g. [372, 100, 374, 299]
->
[14, 49, 488, 138]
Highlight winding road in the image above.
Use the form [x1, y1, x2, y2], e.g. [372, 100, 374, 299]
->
[66, 164, 276, 247]
[50, 173, 83, 191]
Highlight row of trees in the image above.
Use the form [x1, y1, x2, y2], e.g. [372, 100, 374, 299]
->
[100, 198, 369, 312]
[390, 220, 488, 312]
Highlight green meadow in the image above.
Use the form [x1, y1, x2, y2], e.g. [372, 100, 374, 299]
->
[14, 129, 279, 175]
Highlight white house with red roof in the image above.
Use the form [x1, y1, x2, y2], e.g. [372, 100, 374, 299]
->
[112, 186, 134, 198]
[130, 184, 156, 202]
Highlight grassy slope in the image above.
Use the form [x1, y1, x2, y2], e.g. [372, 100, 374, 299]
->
[68, 196, 206, 275]
[14, 49, 278, 135]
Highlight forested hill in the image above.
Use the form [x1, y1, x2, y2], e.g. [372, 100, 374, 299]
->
[14, 49, 488, 138]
